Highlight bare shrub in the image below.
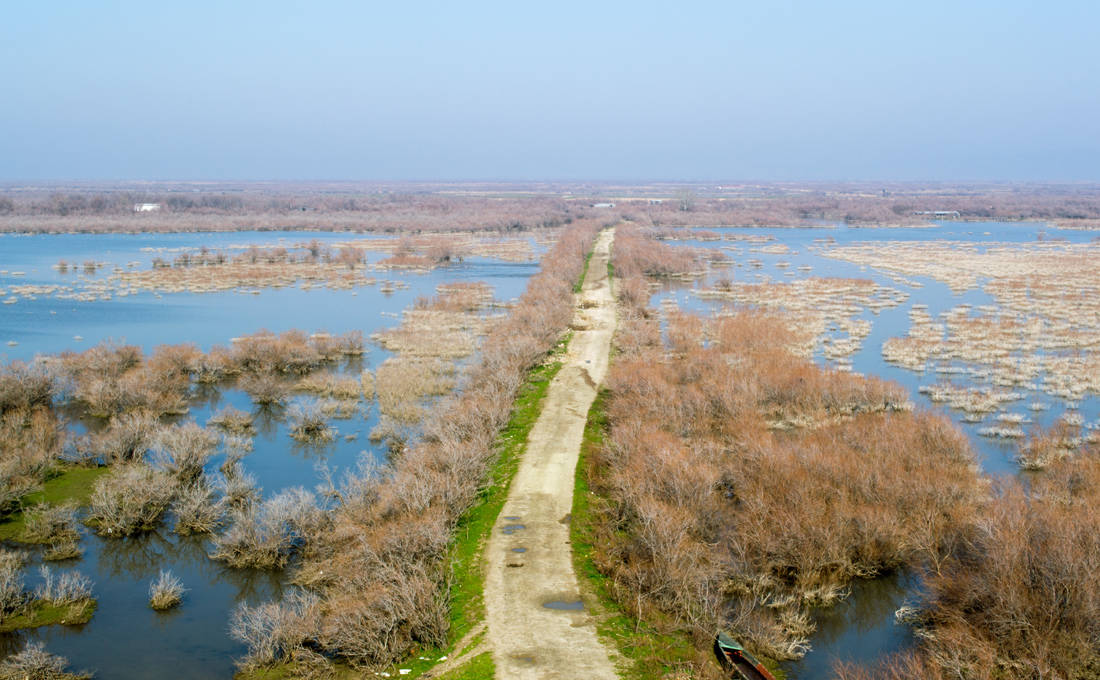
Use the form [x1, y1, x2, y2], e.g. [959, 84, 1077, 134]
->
[0, 361, 56, 414]
[208, 405, 254, 433]
[584, 226, 984, 663]
[35, 565, 93, 606]
[288, 220, 602, 667]
[86, 464, 176, 536]
[230, 589, 321, 670]
[0, 550, 25, 615]
[286, 400, 336, 443]
[217, 465, 260, 509]
[0, 406, 64, 512]
[1017, 421, 1081, 470]
[149, 569, 186, 610]
[22, 503, 80, 546]
[210, 488, 323, 569]
[904, 451, 1100, 678]
[239, 373, 289, 406]
[0, 641, 90, 680]
[151, 422, 218, 483]
[172, 478, 223, 535]
[81, 410, 159, 463]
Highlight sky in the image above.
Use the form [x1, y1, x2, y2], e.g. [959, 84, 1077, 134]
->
[2, 0, 1098, 181]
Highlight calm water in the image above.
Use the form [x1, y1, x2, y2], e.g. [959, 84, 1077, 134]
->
[0, 230, 540, 677]
[653, 221, 1100, 677]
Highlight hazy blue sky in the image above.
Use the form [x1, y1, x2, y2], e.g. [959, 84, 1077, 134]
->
[2, 1, 1098, 181]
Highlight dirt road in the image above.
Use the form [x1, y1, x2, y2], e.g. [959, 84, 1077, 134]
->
[482, 228, 618, 679]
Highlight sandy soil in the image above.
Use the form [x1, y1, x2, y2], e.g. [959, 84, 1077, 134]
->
[482, 228, 619, 679]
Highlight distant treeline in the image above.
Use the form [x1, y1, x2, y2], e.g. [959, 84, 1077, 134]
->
[3, 182, 1100, 233]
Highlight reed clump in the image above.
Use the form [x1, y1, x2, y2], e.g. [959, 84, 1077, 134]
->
[208, 405, 254, 433]
[286, 400, 336, 443]
[149, 569, 186, 610]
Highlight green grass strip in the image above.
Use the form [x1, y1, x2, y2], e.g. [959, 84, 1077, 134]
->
[0, 464, 109, 542]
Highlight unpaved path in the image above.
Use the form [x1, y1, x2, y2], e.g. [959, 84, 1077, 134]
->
[483, 228, 618, 679]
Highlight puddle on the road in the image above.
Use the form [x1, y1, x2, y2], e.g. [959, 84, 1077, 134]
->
[502, 515, 522, 521]
[501, 523, 526, 535]
[511, 547, 527, 553]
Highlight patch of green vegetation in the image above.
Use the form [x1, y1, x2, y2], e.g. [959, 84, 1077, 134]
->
[435, 652, 495, 680]
[0, 465, 108, 542]
[0, 598, 96, 633]
[575, 248, 595, 293]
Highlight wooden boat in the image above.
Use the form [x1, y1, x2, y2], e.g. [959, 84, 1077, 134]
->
[714, 631, 777, 680]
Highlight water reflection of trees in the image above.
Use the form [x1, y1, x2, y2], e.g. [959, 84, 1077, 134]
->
[252, 403, 285, 438]
[94, 530, 177, 579]
[811, 571, 916, 642]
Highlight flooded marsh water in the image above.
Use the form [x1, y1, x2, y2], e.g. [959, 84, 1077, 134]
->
[654, 221, 1100, 676]
[0, 230, 541, 677]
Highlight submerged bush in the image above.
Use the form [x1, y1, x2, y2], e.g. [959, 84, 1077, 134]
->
[149, 569, 186, 610]
[151, 422, 218, 484]
[209, 488, 323, 569]
[208, 405, 254, 433]
[86, 464, 176, 536]
[230, 589, 321, 670]
[172, 478, 223, 535]
[0, 550, 26, 616]
[0, 641, 89, 680]
[286, 400, 336, 443]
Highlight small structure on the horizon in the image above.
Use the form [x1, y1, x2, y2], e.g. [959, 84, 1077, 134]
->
[133, 203, 161, 212]
[592, 202, 615, 208]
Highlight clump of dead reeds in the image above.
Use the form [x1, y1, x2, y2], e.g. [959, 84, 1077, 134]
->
[149, 569, 186, 610]
[208, 405, 254, 433]
[286, 400, 336, 443]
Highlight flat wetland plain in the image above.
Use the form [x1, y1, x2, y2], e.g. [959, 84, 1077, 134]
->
[0, 230, 542, 678]
[3, 184, 1100, 679]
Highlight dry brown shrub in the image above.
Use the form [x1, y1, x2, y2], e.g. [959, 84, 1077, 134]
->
[0, 406, 64, 512]
[86, 464, 176, 536]
[279, 219, 602, 670]
[902, 450, 1100, 679]
[590, 226, 984, 663]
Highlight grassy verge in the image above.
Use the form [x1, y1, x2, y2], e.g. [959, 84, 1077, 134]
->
[0, 599, 97, 633]
[575, 247, 595, 293]
[0, 464, 109, 542]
